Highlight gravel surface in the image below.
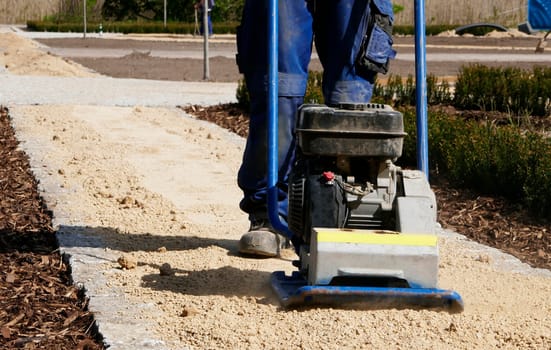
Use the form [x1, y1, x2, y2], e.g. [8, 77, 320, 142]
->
[2, 29, 551, 350]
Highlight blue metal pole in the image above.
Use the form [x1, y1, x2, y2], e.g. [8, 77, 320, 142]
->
[267, 0, 293, 238]
[414, 0, 429, 179]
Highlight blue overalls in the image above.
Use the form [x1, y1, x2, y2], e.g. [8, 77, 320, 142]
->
[199, 0, 214, 35]
[236, 0, 396, 222]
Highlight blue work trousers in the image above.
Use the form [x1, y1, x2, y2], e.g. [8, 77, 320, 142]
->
[199, 12, 213, 35]
[236, 0, 395, 221]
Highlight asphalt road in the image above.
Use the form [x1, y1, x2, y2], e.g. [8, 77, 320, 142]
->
[31, 32, 550, 59]
[4, 23, 550, 80]
[30, 30, 551, 79]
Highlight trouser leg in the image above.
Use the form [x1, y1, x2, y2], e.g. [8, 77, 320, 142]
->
[236, 0, 313, 220]
[314, 0, 395, 104]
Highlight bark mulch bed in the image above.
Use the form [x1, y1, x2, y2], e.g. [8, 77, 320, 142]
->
[0, 106, 103, 350]
[183, 103, 551, 271]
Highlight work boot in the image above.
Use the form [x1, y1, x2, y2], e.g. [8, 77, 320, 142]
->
[239, 218, 284, 257]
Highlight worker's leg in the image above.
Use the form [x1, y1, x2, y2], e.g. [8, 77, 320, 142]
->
[236, 0, 313, 256]
[208, 14, 213, 35]
[314, 0, 396, 104]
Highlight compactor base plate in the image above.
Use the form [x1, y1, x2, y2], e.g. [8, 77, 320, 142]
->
[271, 271, 464, 312]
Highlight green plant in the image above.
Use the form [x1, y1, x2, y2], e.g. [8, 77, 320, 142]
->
[454, 65, 551, 117]
[373, 74, 452, 107]
[235, 79, 250, 110]
[396, 104, 551, 217]
[304, 71, 323, 104]
[427, 75, 453, 105]
[27, 19, 239, 34]
[392, 4, 404, 15]
[98, 0, 243, 23]
[523, 135, 551, 217]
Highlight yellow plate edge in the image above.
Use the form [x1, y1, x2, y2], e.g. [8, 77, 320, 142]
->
[315, 229, 437, 247]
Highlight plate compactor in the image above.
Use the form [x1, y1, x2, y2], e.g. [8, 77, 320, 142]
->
[263, 0, 463, 311]
[270, 104, 463, 312]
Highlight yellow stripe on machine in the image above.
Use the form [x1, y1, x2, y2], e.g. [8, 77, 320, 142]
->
[315, 228, 437, 247]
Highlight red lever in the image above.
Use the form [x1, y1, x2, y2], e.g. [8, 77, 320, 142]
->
[322, 171, 335, 182]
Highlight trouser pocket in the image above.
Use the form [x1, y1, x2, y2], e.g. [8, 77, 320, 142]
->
[356, 0, 396, 77]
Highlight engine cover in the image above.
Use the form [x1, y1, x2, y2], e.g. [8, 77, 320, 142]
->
[296, 103, 406, 158]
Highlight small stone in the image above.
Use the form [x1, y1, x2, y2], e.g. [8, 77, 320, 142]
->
[159, 263, 174, 276]
[157, 246, 167, 253]
[446, 322, 458, 332]
[476, 254, 491, 264]
[180, 306, 199, 317]
[119, 196, 134, 205]
[117, 255, 137, 270]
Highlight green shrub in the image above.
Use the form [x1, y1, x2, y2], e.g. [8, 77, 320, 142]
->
[373, 74, 413, 105]
[531, 66, 551, 117]
[396, 107, 417, 166]
[304, 71, 324, 104]
[372, 74, 452, 107]
[427, 75, 453, 105]
[395, 104, 551, 217]
[403, 110, 551, 217]
[28, 20, 457, 37]
[454, 65, 551, 117]
[522, 136, 551, 217]
[27, 20, 239, 34]
[235, 79, 249, 110]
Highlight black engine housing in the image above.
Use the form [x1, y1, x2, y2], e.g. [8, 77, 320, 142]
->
[287, 104, 406, 243]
